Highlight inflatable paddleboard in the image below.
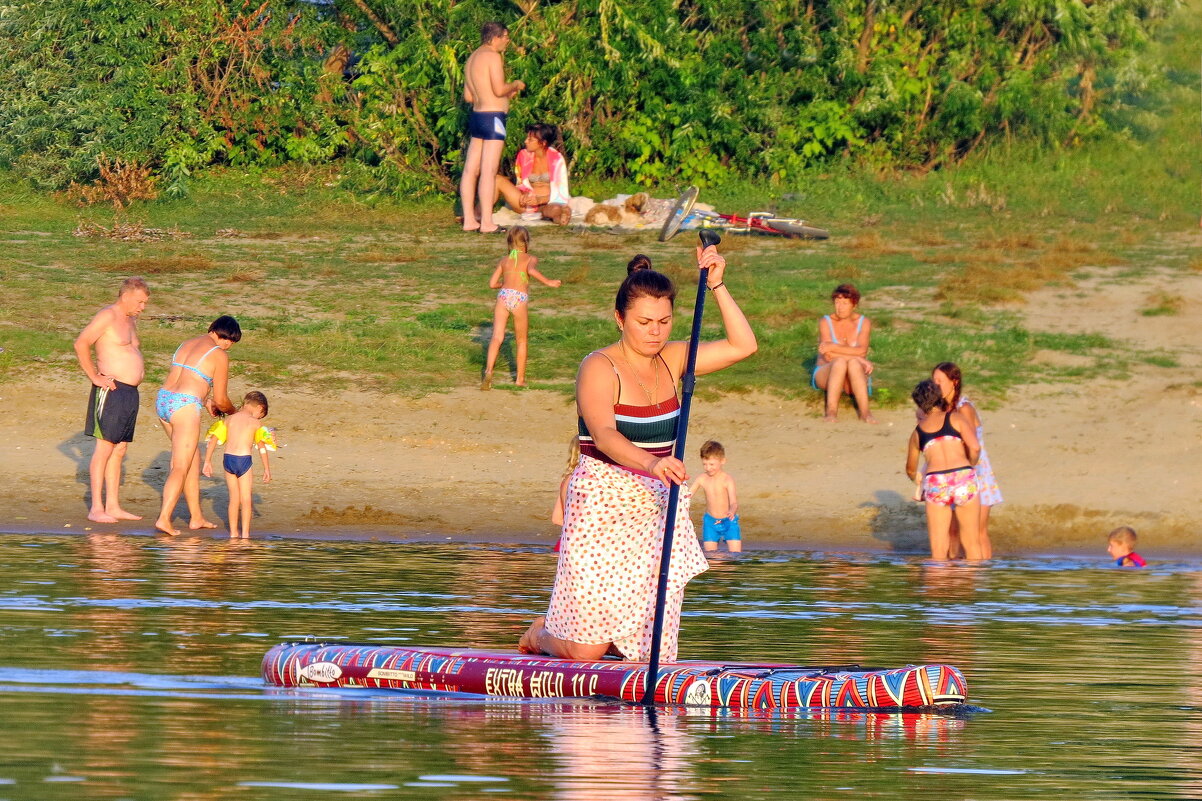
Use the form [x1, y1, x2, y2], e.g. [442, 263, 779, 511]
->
[263, 642, 968, 710]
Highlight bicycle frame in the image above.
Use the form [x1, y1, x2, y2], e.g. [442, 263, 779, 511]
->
[661, 185, 829, 241]
[692, 209, 788, 234]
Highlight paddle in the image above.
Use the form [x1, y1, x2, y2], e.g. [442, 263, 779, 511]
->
[641, 227, 721, 707]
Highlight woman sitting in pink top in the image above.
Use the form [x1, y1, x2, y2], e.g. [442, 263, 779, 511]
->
[495, 123, 571, 225]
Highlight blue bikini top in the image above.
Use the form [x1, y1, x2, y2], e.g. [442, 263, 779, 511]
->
[172, 344, 221, 385]
[823, 314, 865, 347]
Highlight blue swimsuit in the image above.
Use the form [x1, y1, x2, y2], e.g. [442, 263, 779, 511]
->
[811, 315, 872, 395]
[224, 453, 253, 478]
[156, 344, 219, 421]
[702, 513, 741, 543]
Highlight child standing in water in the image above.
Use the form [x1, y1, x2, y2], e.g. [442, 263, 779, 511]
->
[482, 226, 561, 390]
[931, 362, 1001, 559]
[202, 391, 273, 538]
[1108, 526, 1146, 568]
[692, 440, 741, 553]
[905, 380, 982, 560]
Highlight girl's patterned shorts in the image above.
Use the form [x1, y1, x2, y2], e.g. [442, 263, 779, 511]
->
[922, 467, 979, 507]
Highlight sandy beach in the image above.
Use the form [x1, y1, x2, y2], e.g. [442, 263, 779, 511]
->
[4, 265, 1200, 555]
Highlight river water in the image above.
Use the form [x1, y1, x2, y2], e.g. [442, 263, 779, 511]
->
[0, 533, 1198, 799]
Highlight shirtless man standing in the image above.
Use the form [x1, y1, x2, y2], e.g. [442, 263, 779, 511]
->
[74, 277, 150, 524]
[460, 21, 525, 234]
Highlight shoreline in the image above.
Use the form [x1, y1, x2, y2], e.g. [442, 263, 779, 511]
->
[3, 374, 1199, 557]
[4, 523, 1200, 563]
[4, 259, 1200, 559]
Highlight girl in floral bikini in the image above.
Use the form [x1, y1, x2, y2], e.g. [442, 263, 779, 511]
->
[482, 226, 561, 389]
[905, 379, 984, 560]
[932, 362, 1002, 559]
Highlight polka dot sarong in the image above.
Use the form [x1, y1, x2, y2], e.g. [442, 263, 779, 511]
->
[958, 396, 1003, 506]
[545, 454, 709, 663]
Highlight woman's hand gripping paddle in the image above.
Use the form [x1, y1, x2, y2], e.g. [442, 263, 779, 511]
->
[641, 228, 721, 707]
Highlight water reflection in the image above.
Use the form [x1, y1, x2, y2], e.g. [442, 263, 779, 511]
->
[1, 535, 1201, 799]
[915, 563, 984, 671]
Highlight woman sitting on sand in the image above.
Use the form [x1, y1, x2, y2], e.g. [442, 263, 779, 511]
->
[519, 245, 757, 662]
[495, 123, 572, 225]
[153, 316, 240, 536]
[811, 283, 875, 423]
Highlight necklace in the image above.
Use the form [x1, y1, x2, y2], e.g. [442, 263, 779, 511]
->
[619, 340, 660, 409]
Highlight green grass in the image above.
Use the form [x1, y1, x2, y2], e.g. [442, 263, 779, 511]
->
[0, 172, 1190, 406]
[1, 2, 1199, 405]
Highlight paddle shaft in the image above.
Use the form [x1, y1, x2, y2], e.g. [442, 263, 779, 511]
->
[641, 230, 719, 706]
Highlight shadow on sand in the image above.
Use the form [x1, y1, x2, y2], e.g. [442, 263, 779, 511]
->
[861, 489, 928, 553]
[471, 321, 516, 385]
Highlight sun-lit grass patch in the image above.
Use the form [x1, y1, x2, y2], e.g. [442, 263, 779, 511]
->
[95, 255, 217, 274]
[843, 230, 908, 256]
[1140, 291, 1185, 316]
[911, 231, 951, 247]
[575, 231, 629, 251]
[225, 268, 266, 283]
[561, 263, 591, 284]
[917, 250, 967, 265]
[1049, 235, 1096, 254]
[976, 233, 1040, 250]
[348, 246, 429, 264]
[826, 263, 863, 282]
[935, 253, 1072, 305]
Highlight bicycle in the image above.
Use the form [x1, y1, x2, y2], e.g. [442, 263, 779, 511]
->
[659, 186, 829, 242]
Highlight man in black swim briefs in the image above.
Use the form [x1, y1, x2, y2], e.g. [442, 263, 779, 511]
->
[73, 277, 150, 524]
[460, 21, 525, 234]
[467, 110, 508, 142]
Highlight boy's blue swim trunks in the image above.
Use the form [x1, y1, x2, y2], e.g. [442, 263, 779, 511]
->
[702, 513, 741, 543]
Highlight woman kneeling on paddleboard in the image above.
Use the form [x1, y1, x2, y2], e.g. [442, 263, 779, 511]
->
[518, 248, 756, 662]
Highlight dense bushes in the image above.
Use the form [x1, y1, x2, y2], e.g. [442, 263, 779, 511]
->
[0, 0, 1180, 194]
[0, 0, 345, 193]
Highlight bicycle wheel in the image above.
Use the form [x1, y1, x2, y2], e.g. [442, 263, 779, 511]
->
[659, 186, 699, 242]
[764, 218, 829, 240]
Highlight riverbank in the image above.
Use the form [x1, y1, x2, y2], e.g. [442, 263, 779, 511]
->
[5, 251, 1200, 555]
[2, 98, 1199, 556]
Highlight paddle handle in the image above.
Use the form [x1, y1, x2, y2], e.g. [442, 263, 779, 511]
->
[641, 231, 716, 706]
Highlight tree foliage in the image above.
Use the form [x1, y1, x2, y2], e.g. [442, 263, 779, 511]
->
[0, 0, 1180, 193]
[0, 0, 346, 192]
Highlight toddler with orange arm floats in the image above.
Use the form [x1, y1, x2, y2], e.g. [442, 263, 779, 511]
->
[202, 391, 274, 538]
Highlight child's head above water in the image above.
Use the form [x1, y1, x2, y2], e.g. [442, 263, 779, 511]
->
[1107, 526, 1138, 558]
[507, 226, 530, 254]
[242, 391, 269, 419]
